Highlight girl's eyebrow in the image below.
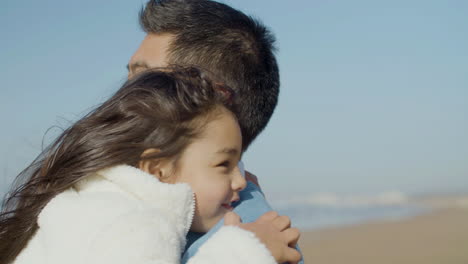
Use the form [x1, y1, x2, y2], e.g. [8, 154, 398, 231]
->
[216, 148, 238, 156]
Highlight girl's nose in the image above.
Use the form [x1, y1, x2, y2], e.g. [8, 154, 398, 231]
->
[231, 166, 247, 192]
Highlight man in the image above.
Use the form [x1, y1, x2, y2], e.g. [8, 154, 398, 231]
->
[128, 1, 303, 263]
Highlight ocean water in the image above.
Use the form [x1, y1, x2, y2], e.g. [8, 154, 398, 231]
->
[275, 203, 429, 231]
[269, 191, 431, 231]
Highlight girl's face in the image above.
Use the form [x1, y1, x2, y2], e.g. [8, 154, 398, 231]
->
[169, 108, 246, 232]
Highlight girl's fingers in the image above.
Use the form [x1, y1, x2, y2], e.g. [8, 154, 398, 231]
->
[273, 215, 291, 231]
[283, 247, 302, 264]
[223, 211, 242, 226]
[257, 211, 279, 222]
[282, 227, 301, 246]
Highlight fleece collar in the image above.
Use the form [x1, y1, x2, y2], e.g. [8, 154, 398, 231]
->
[76, 165, 195, 236]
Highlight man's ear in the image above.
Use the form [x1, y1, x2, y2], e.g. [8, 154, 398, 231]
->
[138, 148, 173, 182]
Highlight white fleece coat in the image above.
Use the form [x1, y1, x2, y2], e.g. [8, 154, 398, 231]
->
[13, 165, 276, 264]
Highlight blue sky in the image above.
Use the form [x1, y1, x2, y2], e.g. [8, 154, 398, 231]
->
[1, 0, 467, 196]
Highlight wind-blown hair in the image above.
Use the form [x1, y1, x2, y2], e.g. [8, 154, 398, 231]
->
[0, 67, 235, 264]
[140, 0, 279, 149]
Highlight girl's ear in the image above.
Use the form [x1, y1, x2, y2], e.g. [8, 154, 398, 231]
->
[138, 148, 174, 182]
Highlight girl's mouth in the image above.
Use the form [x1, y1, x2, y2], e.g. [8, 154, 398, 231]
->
[221, 203, 233, 210]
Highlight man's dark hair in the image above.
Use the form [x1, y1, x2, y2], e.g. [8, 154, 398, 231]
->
[140, 0, 279, 150]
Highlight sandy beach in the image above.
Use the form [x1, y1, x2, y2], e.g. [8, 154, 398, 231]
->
[299, 207, 468, 264]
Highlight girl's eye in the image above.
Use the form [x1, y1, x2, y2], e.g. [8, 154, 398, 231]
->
[217, 161, 230, 168]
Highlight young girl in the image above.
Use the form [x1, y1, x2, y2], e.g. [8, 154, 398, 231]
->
[0, 68, 299, 264]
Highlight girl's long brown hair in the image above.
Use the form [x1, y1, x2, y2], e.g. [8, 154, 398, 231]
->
[0, 67, 235, 263]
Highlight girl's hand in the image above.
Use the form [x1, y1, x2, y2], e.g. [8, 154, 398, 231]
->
[224, 211, 302, 264]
